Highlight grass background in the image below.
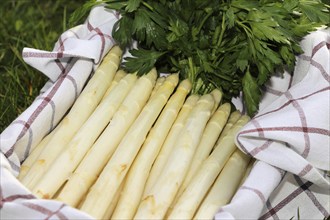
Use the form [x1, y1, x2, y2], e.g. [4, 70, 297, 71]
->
[0, 0, 85, 132]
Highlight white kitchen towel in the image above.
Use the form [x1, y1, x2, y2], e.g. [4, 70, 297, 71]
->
[216, 28, 330, 220]
[0, 5, 118, 219]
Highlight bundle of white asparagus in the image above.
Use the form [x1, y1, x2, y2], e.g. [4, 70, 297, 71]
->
[18, 46, 254, 220]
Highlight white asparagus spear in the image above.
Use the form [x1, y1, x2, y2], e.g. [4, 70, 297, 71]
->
[143, 94, 200, 196]
[21, 46, 122, 190]
[102, 69, 127, 100]
[112, 79, 192, 220]
[150, 76, 166, 99]
[18, 123, 59, 180]
[173, 103, 231, 204]
[80, 74, 179, 219]
[167, 115, 250, 220]
[32, 73, 136, 199]
[56, 69, 157, 207]
[210, 89, 222, 114]
[216, 110, 241, 144]
[102, 179, 125, 220]
[194, 149, 251, 220]
[134, 94, 215, 220]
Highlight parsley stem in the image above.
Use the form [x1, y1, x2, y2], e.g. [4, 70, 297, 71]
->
[236, 20, 253, 38]
[212, 26, 221, 46]
[211, 13, 226, 59]
[187, 57, 195, 82]
[195, 10, 213, 37]
[142, 1, 153, 11]
[216, 13, 226, 48]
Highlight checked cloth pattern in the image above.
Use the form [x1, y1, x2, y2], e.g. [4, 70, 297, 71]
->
[216, 28, 330, 220]
[0, 6, 118, 219]
[0, 4, 329, 220]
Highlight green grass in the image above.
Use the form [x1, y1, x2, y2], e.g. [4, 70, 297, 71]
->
[0, 0, 85, 132]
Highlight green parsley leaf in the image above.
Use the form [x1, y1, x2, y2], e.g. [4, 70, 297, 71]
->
[112, 15, 134, 48]
[242, 69, 262, 116]
[125, 0, 141, 12]
[123, 48, 166, 75]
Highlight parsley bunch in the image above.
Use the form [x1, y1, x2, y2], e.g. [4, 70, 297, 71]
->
[71, 0, 329, 116]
